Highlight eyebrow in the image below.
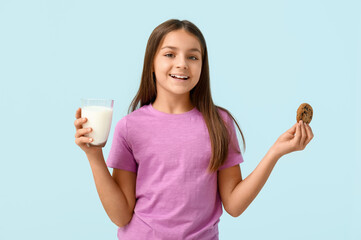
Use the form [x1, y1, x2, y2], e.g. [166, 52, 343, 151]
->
[161, 46, 201, 54]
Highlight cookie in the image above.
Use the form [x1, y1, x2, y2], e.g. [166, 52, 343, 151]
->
[296, 103, 313, 124]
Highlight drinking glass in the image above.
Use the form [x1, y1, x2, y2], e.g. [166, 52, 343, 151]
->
[81, 99, 114, 147]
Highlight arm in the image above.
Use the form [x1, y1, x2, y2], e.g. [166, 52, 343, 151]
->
[219, 149, 279, 217]
[74, 109, 136, 227]
[87, 150, 135, 227]
[219, 121, 314, 217]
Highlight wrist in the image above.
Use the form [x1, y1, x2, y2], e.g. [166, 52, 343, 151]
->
[267, 146, 283, 161]
[85, 148, 104, 160]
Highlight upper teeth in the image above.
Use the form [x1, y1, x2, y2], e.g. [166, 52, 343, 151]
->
[171, 75, 189, 79]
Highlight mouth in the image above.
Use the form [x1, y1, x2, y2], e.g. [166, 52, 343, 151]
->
[169, 74, 189, 80]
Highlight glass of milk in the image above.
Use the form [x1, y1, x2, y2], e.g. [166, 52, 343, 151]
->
[81, 99, 114, 147]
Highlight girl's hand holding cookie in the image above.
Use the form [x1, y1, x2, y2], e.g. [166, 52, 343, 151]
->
[270, 120, 314, 158]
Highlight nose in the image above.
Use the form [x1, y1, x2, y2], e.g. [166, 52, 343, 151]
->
[176, 55, 188, 69]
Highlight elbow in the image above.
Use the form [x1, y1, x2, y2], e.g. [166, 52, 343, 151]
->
[225, 207, 238, 218]
[227, 205, 246, 218]
[228, 210, 240, 218]
[113, 213, 133, 228]
[232, 210, 244, 218]
[229, 209, 243, 218]
[113, 218, 130, 228]
[114, 221, 127, 228]
[115, 223, 127, 228]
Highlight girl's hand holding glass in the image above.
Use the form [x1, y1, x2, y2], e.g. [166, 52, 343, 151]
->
[271, 120, 314, 158]
[74, 108, 103, 156]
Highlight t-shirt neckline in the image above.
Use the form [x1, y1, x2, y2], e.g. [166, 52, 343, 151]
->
[149, 103, 198, 117]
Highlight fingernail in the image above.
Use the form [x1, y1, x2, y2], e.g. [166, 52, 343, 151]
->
[89, 138, 93, 142]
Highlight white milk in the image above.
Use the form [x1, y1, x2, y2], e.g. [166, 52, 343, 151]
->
[81, 106, 113, 147]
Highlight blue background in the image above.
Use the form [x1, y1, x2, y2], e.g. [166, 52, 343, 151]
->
[0, 0, 360, 239]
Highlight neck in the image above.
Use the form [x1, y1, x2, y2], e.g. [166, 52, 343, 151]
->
[152, 94, 194, 114]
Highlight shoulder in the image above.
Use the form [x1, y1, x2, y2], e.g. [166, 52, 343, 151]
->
[216, 106, 233, 124]
[127, 104, 150, 119]
[113, 105, 149, 133]
[115, 104, 151, 127]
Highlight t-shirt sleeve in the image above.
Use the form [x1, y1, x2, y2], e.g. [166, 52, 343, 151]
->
[218, 111, 244, 171]
[106, 117, 138, 173]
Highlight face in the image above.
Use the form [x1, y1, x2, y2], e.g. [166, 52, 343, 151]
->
[153, 29, 202, 98]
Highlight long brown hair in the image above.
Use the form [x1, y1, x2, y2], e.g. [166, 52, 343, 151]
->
[128, 19, 246, 173]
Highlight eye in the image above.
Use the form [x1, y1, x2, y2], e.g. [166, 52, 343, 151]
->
[164, 53, 174, 58]
[189, 56, 199, 60]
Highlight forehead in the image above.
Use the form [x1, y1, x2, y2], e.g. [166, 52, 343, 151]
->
[159, 29, 201, 50]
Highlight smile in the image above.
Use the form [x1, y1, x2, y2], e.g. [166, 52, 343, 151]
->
[169, 74, 189, 80]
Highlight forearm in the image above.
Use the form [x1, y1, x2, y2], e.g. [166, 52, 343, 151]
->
[229, 148, 281, 217]
[86, 151, 132, 227]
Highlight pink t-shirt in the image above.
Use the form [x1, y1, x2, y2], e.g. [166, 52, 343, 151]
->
[106, 103, 244, 240]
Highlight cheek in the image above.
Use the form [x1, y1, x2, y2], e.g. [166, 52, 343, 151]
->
[194, 63, 202, 77]
[154, 60, 170, 74]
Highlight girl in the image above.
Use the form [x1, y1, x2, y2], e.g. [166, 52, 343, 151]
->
[74, 19, 313, 240]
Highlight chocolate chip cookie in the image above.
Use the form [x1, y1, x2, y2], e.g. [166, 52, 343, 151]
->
[296, 103, 313, 124]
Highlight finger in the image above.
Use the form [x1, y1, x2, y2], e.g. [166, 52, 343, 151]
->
[75, 127, 92, 138]
[304, 124, 314, 145]
[294, 121, 302, 145]
[300, 121, 307, 147]
[75, 136, 93, 145]
[308, 124, 314, 138]
[75, 107, 81, 119]
[74, 117, 87, 130]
